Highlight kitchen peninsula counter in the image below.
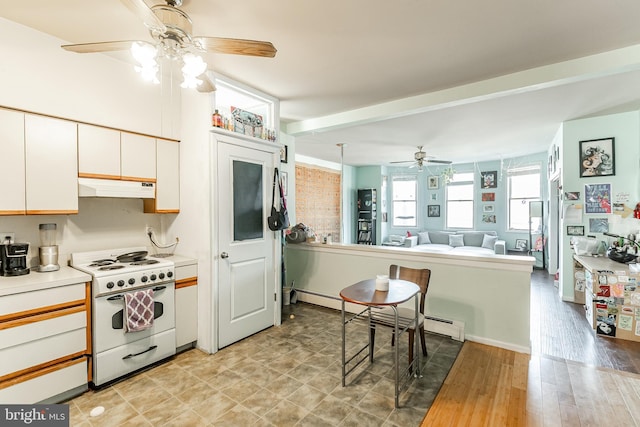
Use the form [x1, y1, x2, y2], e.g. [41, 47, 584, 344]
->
[285, 242, 535, 353]
[0, 266, 91, 297]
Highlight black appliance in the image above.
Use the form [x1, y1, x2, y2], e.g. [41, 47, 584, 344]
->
[357, 189, 377, 245]
[0, 243, 30, 276]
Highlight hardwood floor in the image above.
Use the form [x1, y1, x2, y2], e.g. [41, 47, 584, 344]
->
[422, 269, 640, 426]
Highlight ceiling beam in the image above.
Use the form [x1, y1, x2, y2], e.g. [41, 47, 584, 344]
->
[284, 44, 640, 136]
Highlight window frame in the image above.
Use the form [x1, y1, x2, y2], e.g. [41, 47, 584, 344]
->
[391, 174, 418, 228]
[445, 172, 475, 229]
[507, 164, 542, 231]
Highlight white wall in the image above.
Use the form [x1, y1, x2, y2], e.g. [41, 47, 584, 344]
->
[286, 245, 533, 353]
[166, 90, 213, 351]
[560, 110, 640, 301]
[0, 18, 180, 264]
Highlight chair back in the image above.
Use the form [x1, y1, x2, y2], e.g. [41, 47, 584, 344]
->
[389, 264, 431, 314]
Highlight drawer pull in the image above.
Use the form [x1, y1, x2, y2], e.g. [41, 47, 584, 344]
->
[122, 345, 157, 360]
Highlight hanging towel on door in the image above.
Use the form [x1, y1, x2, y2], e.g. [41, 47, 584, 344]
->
[124, 288, 155, 332]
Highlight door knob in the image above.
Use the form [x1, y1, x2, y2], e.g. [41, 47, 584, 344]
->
[221, 252, 229, 259]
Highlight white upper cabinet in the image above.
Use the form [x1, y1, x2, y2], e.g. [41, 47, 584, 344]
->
[78, 124, 121, 179]
[121, 132, 156, 182]
[149, 138, 180, 213]
[0, 109, 25, 214]
[24, 115, 78, 214]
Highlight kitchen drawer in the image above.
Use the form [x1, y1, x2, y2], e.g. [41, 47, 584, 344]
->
[94, 329, 175, 386]
[0, 326, 86, 378]
[175, 264, 197, 281]
[0, 283, 85, 316]
[0, 358, 87, 404]
[1, 310, 86, 350]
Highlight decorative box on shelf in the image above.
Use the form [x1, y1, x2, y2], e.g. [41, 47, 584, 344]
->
[232, 106, 263, 138]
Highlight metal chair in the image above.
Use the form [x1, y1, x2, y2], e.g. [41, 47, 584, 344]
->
[370, 264, 431, 365]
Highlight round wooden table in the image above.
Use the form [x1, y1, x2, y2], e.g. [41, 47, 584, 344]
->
[339, 278, 420, 408]
[340, 278, 419, 306]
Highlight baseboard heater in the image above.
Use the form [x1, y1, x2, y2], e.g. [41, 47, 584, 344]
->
[293, 289, 465, 342]
[425, 316, 465, 342]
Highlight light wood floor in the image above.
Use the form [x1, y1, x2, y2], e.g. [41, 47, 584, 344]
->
[422, 271, 640, 426]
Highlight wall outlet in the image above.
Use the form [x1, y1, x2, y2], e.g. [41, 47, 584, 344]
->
[0, 232, 15, 243]
[146, 226, 153, 235]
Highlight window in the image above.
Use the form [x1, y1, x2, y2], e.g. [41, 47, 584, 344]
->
[392, 175, 417, 227]
[508, 165, 541, 230]
[446, 172, 474, 229]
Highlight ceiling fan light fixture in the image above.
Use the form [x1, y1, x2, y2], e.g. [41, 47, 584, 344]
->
[131, 42, 159, 84]
[180, 53, 207, 88]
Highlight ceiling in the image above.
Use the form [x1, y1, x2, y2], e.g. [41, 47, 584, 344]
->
[4, 0, 640, 166]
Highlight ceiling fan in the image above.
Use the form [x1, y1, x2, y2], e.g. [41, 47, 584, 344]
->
[390, 146, 452, 170]
[61, 0, 277, 92]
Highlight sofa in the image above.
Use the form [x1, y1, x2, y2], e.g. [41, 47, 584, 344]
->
[404, 230, 506, 255]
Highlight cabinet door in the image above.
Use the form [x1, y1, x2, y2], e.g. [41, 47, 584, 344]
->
[0, 109, 25, 215]
[175, 284, 198, 347]
[154, 139, 180, 212]
[121, 132, 156, 181]
[78, 124, 121, 179]
[25, 115, 78, 214]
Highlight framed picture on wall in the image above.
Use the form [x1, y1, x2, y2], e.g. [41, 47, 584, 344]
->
[480, 171, 497, 188]
[280, 145, 288, 163]
[579, 137, 614, 177]
[481, 192, 495, 202]
[567, 225, 584, 236]
[584, 183, 611, 214]
[427, 205, 440, 217]
[428, 176, 439, 189]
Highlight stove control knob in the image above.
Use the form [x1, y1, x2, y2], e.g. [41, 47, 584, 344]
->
[117, 280, 125, 287]
[128, 278, 135, 285]
[150, 274, 157, 281]
[159, 273, 165, 279]
[141, 276, 148, 283]
[106, 281, 115, 289]
[167, 271, 174, 278]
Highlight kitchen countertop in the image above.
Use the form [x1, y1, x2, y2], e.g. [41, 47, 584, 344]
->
[573, 254, 637, 274]
[155, 254, 197, 268]
[0, 255, 196, 297]
[0, 265, 91, 297]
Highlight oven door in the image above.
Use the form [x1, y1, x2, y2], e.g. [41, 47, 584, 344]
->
[93, 282, 175, 353]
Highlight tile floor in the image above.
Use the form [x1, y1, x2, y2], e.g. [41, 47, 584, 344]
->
[67, 303, 462, 426]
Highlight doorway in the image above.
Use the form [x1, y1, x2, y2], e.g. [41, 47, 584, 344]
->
[216, 137, 279, 349]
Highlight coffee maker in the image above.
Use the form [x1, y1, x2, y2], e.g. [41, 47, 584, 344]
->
[0, 242, 30, 276]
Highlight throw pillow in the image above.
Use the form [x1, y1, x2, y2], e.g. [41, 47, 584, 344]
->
[418, 232, 431, 245]
[449, 234, 464, 247]
[482, 234, 498, 250]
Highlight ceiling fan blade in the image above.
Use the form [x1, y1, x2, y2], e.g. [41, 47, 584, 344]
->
[426, 159, 453, 164]
[390, 160, 413, 164]
[120, 0, 167, 33]
[194, 37, 277, 58]
[62, 40, 138, 53]
[196, 73, 216, 93]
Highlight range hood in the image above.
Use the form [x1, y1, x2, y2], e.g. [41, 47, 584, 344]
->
[78, 178, 155, 199]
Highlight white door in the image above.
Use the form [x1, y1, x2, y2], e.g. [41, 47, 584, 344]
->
[217, 139, 277, 349]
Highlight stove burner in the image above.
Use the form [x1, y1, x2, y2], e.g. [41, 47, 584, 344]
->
[98, 265, 125, 271]
[90, 259, 116, 267]
[130, 259, 160, 266]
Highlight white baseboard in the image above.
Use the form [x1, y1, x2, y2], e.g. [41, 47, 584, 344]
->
[464, 334, 531, 354]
